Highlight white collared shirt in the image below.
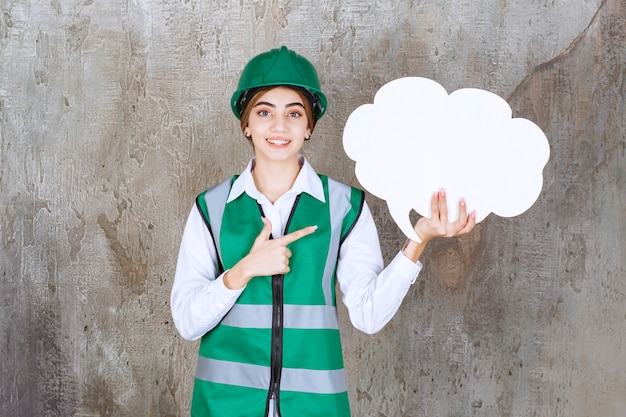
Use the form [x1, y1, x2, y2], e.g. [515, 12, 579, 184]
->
[171, 156, 422, 340]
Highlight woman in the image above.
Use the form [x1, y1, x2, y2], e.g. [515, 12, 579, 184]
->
[171, 46, 475, 417]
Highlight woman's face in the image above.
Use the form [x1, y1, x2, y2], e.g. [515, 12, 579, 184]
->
[244, 86, 311, 165]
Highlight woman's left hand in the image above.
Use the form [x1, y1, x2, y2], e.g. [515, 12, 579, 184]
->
[413, 189, 476, 244]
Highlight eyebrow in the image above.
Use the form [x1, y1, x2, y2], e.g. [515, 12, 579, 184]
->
[253, 101, 305, 109]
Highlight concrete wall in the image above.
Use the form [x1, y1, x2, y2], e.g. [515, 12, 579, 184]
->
[1, 0, 624, 416]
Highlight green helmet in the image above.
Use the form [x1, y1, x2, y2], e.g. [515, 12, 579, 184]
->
[231, 46, 327, 120]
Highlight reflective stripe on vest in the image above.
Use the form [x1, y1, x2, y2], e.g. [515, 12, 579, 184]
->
[322, 177, 351, 305]
[220, 304, 339, 329]
[196, 357, 348, 394]
[202, 177, 231, 266]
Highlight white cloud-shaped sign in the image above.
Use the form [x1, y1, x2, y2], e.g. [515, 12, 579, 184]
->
[342, 77, 550, 243]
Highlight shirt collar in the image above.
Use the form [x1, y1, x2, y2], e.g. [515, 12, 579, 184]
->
[227, 155, 326, 203]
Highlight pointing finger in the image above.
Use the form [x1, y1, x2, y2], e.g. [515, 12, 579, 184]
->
[279, 225, 318, 245]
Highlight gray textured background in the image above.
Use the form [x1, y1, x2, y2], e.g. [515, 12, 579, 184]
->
[1, 0, 625, 416]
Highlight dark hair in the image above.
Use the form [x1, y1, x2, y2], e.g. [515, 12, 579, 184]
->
[239, 86, 318, 138]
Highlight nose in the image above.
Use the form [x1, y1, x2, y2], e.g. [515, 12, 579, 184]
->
[270, 114, 287, 132]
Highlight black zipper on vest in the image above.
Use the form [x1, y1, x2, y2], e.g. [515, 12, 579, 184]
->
[259, 194, 301, 417]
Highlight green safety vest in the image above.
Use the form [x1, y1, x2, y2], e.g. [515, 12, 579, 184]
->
[191, 174, 364, 417]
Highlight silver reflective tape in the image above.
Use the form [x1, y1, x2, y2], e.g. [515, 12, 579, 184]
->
[204, 178, 232, 266]
[196, 357, 347, 394]
[284, 304, 338, 329]
[196, 357, 269, 390]
[281, 366, 347, 394]
[221, 304, 339, 329]
[322, 179, 351, 306]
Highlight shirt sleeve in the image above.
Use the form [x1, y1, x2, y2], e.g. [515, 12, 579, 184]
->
[336, 201, 422, 334]
[170, 204, 244, 341]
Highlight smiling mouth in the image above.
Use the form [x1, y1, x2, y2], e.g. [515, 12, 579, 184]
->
[266, 138, 291, 145]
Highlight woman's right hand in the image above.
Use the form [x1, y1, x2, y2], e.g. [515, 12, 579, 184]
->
[223, 217, 317, 289]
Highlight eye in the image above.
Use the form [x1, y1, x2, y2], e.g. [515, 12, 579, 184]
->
[288, 110, 302, 118]
[257, 110, 271, 117]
